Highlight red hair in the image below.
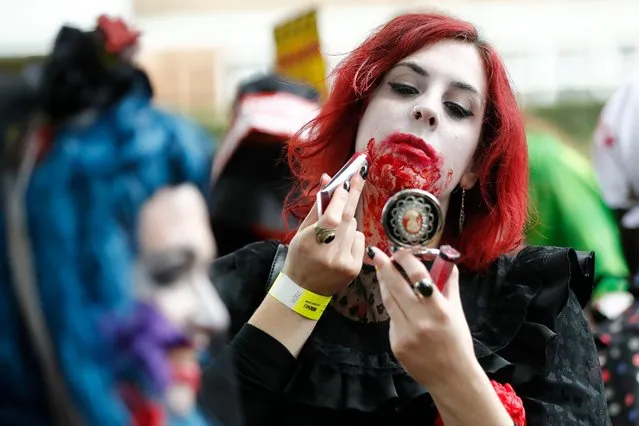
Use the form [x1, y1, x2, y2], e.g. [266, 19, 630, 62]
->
[283, 13, 528, 271]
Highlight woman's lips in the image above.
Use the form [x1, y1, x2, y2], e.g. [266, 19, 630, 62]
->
[383, 132, 439, 165]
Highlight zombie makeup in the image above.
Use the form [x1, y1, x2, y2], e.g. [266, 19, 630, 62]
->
[362, 132, 446, 253]
[113, 185, 229, 416]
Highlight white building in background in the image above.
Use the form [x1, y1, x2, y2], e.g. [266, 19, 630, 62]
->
[2, 0, 638, 114]
[133, 0, 639, 114]
[0, 0, 133, 56]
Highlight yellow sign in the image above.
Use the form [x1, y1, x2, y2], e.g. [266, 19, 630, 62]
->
[273, 9, 327, 98]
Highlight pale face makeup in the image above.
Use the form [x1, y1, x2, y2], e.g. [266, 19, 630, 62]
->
[356, 39, 487, 197]
[137, 184, 229, 349]
[354, 40, 488, 252]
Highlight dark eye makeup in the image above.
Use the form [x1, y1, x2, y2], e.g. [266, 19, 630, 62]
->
[388, 82, 474, 120]
[145, 247, 197, 285]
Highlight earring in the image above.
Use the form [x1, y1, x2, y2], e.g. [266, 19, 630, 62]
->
[458, 189, 466, 234]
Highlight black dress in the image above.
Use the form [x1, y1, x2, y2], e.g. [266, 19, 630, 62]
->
[203, 241, 610, 426]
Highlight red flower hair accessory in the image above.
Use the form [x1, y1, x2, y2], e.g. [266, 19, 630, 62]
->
[97, 15, 140, 54]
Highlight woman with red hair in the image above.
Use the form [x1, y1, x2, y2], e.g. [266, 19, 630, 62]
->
[207, 13, 608, 425]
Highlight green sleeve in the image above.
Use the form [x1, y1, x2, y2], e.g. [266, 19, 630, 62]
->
[526, 132, 629, 298]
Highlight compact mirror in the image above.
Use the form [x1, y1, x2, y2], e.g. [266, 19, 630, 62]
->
[380, 188, 444, 258]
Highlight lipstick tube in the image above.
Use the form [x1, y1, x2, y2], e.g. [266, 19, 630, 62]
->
[430, 245, 460, 291]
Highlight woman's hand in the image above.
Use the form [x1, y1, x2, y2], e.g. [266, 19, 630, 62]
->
[370, 248, 515, 425]
[369, 247, 477, 390]
[248, 172, 366, 357]
[283, 172, 367, 296]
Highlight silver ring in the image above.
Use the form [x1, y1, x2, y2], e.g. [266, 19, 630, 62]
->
[314, 223, 336, 244]
[413, 278, 434, 298]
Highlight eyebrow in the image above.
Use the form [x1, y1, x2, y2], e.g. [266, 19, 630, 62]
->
[391, 61, 481, 96]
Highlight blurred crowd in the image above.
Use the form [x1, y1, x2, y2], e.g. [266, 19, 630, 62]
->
[2, 10, 639, 426]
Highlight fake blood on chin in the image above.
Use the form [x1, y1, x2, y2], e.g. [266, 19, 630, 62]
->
[365, 132, 444, 194]
[361, 132, 446, 252]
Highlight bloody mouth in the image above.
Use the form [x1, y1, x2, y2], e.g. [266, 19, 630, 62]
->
[364, 133, 444, 195]
[383, 131, 439, 166]
[361, 133, 446, 253]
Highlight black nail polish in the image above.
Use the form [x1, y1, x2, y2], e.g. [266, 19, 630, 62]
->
[360, 165, 368, 180]
[367, 246, 375, 259]
[343, 181, 350, 191]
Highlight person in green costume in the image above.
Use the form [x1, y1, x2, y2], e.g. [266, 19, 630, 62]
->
[525, 116, 632, 318]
